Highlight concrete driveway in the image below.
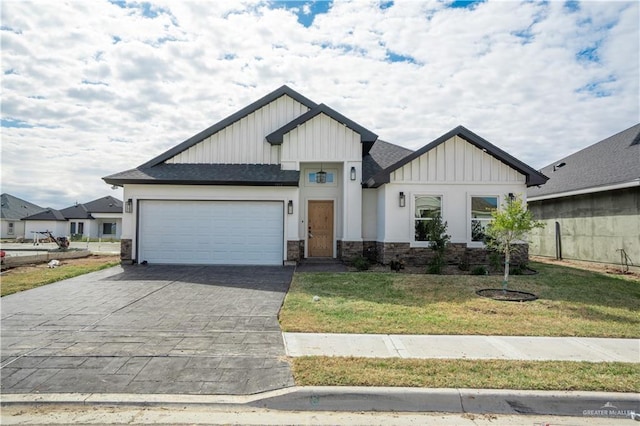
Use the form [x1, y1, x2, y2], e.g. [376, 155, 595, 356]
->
[0, 265, 294, 395]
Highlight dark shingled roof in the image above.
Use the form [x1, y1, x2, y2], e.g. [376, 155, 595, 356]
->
[528, 123, 640, 199]
[103, 85, 545, 189]
[1, 193, 45, 220]
[22, 208, 67, 221]
[83, 195, 123, 213]
[363, 140, 414, 182]
[365, 125, 549, 188]
[103, 164, 300, 186]
[60, 203, 92, 219]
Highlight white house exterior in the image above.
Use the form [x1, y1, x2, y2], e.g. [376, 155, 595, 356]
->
[60, 196, 123, 240]
[104, 86, 547, 266]
[1, 193, 45, 239]
[21, 196, 123, 241]
[22, 209, 68, 241]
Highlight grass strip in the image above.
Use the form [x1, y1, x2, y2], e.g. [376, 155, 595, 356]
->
[1, 257, 120, 296]
[292, 356, 640, 392]
[280, 262, 640, 337]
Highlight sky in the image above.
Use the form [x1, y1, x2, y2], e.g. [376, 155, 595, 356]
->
[1, 0, 638, 208]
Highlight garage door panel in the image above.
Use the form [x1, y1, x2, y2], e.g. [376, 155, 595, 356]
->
[139, 201, 283, 265]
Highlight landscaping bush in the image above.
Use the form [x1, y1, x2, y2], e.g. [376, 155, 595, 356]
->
[427, 255, 445, 274]
[471, 265, 488, 275]
[458, 255, 470, 271]
[351, 256, 370, 271]
[510, 262, 528, 275]
[424, 214, 450, 275]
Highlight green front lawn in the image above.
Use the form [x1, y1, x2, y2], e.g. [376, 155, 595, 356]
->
[280, 262, 640, 337]
[293, 357, 640, 392]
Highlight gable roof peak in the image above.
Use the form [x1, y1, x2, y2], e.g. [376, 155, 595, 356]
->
[266, 102, 378, 145]
[140, 85, 319, 169]
[365, 125, 548, 188]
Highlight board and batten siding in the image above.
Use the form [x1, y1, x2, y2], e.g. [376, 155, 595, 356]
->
[281, 113, 362, 164]
[165, 95, 310, 165]
[390, 136, 526, 184]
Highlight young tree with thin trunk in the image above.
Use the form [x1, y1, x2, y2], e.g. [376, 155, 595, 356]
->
[485, 194, 544, 292]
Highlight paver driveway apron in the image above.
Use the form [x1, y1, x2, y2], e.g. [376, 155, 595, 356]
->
[0, 265, 295, 395]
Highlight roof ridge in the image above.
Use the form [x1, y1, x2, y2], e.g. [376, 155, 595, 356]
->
[538, 122, 640, 170]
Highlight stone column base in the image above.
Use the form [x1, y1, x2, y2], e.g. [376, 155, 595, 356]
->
[337, 240, 364, 261]
[120, 239, 132, 262]
[287, 240, 304, 263]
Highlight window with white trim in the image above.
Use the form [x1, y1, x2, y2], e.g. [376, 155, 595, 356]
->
[8, 222, 14, 235]
[470, 196, 498, 242]
[414, 195, 442, 242]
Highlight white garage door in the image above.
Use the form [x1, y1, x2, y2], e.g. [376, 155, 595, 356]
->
[138, 200, 284, 265]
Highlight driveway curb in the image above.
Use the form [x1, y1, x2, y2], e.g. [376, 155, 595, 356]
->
[2, 387, 638, 418]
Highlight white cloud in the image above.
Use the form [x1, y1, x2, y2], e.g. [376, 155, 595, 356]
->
[1, 0, 638, 208]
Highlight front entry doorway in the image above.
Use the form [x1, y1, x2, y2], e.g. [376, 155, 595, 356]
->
[308, 200, 334, 257]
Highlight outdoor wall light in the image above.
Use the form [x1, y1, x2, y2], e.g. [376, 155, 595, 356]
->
[287, 200, 294, 215]
[399, 192, 406, 208]
[508, 193, 515, 201]
[315, 163, 327, 184]
[125, 198, 133, 213]
[350, 166, 357, 181]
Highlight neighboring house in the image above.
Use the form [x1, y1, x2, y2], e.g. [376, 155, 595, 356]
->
[104, 85, 547, 266]
[528, 123, 640, 270]
[22, 196, 123, 240]
[60, 196, 123, 239]
[22, 208, 68, 240]
[0, 193, 46, 239]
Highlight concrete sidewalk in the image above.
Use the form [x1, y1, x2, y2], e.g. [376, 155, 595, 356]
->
[283, 333, 640, 362]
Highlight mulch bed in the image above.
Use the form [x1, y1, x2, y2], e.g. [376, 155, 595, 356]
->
[476, 288, 538, 302]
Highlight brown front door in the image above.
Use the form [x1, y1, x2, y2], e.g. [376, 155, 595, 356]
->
[308, 200, 334, 257]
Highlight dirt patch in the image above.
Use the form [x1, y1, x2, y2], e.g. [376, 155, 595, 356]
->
[1, 254, 120, 275]
[531, 256, 640, 281]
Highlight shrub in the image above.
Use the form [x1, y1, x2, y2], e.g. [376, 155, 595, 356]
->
[423, 214, 450, 275]
[510, 262, 528, 275]
[458, 255, 470, 271]
[488, 250, 502, 272]
[352, 256, 370, 271]
[427, 255, 445, 274]
[471, 265, 488, 275]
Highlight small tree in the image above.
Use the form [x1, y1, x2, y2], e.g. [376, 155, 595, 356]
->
[485, 194, 544, 291]
[426, 214, 450, 274]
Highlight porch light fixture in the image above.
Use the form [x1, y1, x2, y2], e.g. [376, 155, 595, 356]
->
[350, 166, 356, 181]
[125, 199, 133, 213]
[508, 193, 515, 201]
[316, 164, 327, 184]
[399, 192, 406, 208]
[287, 200, 294, 215]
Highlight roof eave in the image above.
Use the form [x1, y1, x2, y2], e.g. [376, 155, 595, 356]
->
[102, 178, 299, 187]
[528, 179, 640, 201]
